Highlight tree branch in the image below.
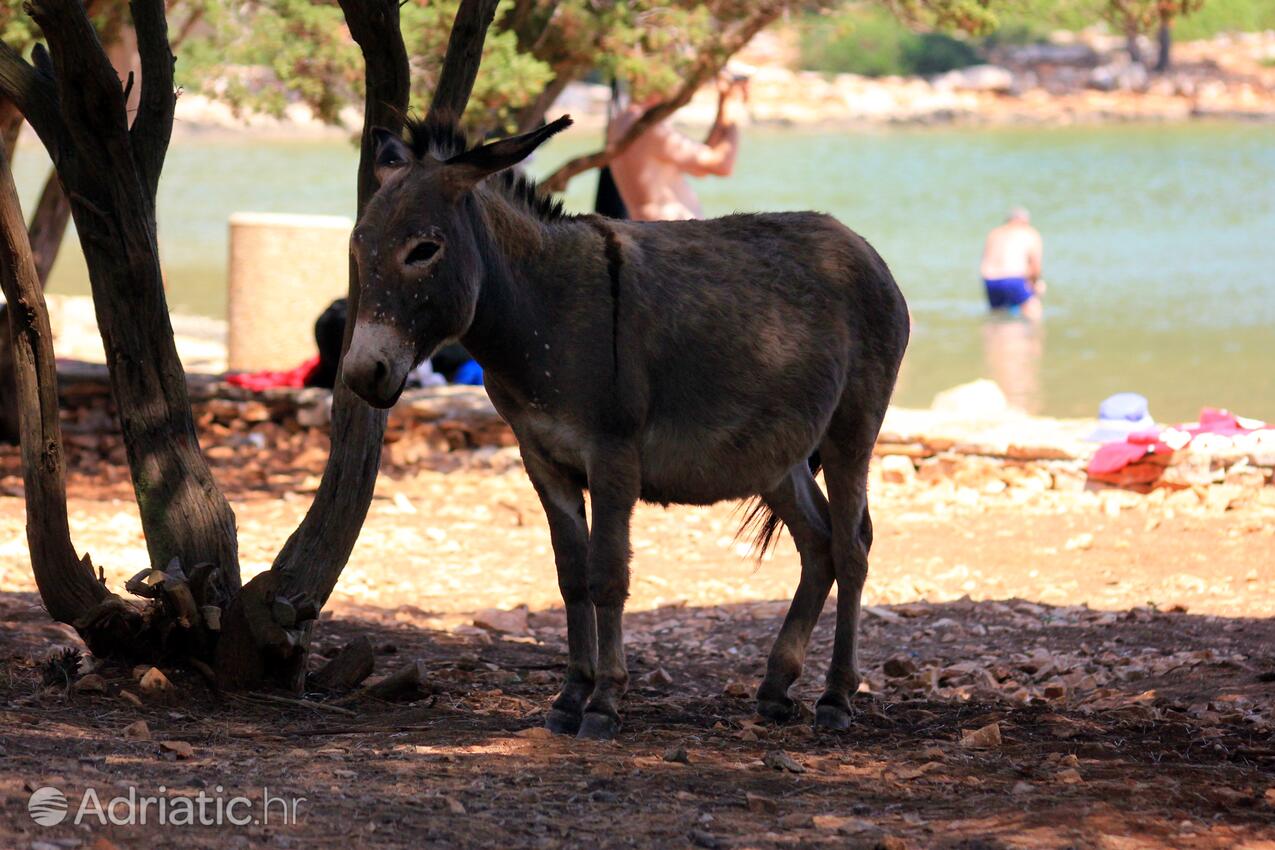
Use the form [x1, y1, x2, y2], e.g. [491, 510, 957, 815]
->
[540, 5, 782, 195]
[0, 143, 140, 648]
[0, 43, 64, 153]
[426, 0, 500, 124]
[129, 0, 176, 199]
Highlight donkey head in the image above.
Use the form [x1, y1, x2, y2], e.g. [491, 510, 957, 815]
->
[342, 115, 572, 408]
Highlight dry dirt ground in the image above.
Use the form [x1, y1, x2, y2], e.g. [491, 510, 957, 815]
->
[1, 448, 1274, 849]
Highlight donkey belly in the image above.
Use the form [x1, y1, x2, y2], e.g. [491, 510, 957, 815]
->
[637, 408, 830, 506]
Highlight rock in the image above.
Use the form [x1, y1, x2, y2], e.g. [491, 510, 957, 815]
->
[473, 606, 529, 635]
[745, 792, 777, 814]
[662, 746, 690, 764]
[959, 722, 1002, 749]
[139, 667, 176, 702]
[688, 829, 720, 849]
[763, 750, 806, 773]
[1056, 767, 1084, 785]
[722, 680, 752, 698]
[812, 815, 876, 834]
[445, 796, 466, 815]
[159, 740, 193, 759]
[930, 379, 1008, 417]
[1063, 532, 1094, 551]
[934, 64, 1014, 92]
[880, 454, 916, 484]
[778, 813, 813, 829]
[73, 673, 107, 694]
[119, 690, 143, 707]
[1011, 780, 1034, 795]
[516, 726, 554, 740]
[123, 720, 151, 740]
[642, 667, 674, 687]
[1264, 787, 1275, 807]
[311, 636, 375, 692]
[883, 656, 917, 678]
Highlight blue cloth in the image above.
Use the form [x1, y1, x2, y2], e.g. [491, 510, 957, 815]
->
[984, 276, 1034, 310]
[452, 359, 484, 386]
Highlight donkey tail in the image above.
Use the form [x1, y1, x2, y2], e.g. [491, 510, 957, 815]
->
[735, 451, 823, 559]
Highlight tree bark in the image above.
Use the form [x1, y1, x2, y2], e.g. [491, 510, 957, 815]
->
[1155, 19, 1172, 72]
[0, 144, 142, 655]
[216, 0, 504, 691]
[539, 4, 782, 194]
[28, 171, 70, 284]
[214, 0, 414, 690]
[0, 0, 241, 597]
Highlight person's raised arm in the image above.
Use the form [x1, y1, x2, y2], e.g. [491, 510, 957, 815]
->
[653, 79, 744, 177]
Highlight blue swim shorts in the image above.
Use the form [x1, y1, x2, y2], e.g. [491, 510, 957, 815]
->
[983, 277, 1034, 310]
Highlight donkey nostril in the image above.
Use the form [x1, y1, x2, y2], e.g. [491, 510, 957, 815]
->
[373, 359, 389, 384]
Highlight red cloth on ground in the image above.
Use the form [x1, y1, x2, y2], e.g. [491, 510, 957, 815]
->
[1086, 408, 1264, 476]
[225, 356, 319, 391]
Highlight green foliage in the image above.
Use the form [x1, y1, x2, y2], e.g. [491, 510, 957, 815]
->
[800, 5, 982, 76]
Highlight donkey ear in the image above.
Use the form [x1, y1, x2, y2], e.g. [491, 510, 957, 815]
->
[372, 127, 413, 185]
[443, 115, 573, 192]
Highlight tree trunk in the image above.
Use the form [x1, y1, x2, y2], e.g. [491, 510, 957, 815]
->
[0, 1, 241, 660]
[0, 144, 142, 655]
[1155, 19, 1172, 72]
[1126, 24, 1143, 65]
[214, 0, 502, 691]
[213, 0, 418, 691]
[27, 170, 70, 285]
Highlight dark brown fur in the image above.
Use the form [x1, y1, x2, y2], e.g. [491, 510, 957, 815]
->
[342, 116, 910, 738]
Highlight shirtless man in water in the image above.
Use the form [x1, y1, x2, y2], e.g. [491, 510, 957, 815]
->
[607, 75, 747, 221]
[981, 208, 1045, 321]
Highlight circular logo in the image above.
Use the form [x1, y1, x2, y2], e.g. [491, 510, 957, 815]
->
[28, 786, 68, 826]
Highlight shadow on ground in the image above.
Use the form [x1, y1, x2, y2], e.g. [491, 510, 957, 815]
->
[2, 590, 1273, 849]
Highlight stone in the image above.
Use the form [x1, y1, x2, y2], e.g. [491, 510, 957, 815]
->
[883, 656, 917, 678]
[959, 722, 1002, 749]
[880, 454, 916, 485]
[73, 673, 107, 694]
[930, 379, 1008, 417]
[123, 720, 151, 740]
[139, 667, 177, 703]
[473, 606, 529, 635]
[159, 740, 194, 759]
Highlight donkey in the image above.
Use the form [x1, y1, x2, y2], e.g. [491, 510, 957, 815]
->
[342, 114, 910, 740]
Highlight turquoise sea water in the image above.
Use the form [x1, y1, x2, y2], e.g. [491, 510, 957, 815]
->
[13, 122, 1274, 421]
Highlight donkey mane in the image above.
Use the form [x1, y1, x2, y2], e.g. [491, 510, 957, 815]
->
[403, 117, 571, 224]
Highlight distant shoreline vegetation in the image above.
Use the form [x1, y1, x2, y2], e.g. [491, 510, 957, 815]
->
[799, 0, 1275, 78]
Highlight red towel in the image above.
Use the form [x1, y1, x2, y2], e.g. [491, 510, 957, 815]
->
[225, 356, 320, 392]
[1086, 408, 1264, 476]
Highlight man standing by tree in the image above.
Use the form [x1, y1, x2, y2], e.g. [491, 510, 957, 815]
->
[607, 74, 748, 221]
[980, 207, 1045, 321]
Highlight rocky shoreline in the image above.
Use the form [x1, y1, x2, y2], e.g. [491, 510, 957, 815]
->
[164, 31, 1275, 137]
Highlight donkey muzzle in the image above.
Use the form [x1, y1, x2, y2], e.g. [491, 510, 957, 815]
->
[342, 321, 414, 408]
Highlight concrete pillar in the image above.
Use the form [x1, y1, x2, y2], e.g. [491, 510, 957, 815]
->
[226, 212, 352, 371]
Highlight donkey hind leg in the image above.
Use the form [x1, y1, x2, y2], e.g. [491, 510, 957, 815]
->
[813, 425, 877, 732]
[577, 446, 640, 741]
[524, 454, 598, 735]
[754, 463, 834, 723]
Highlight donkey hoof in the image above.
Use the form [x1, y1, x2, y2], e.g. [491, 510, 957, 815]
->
[756, 697, 799, 724]
[576, 711, 620, 741]
[545, 708, 583, 735]
[814, 703, 853, 732]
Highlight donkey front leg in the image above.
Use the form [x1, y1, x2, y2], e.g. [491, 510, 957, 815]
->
[524, 453, 597, 735]
[577, 448, 639, 741]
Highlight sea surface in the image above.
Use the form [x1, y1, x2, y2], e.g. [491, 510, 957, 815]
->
[13, 121, 1274, 422]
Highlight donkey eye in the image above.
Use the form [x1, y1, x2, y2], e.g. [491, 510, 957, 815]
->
[405, 241, 440, 266]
